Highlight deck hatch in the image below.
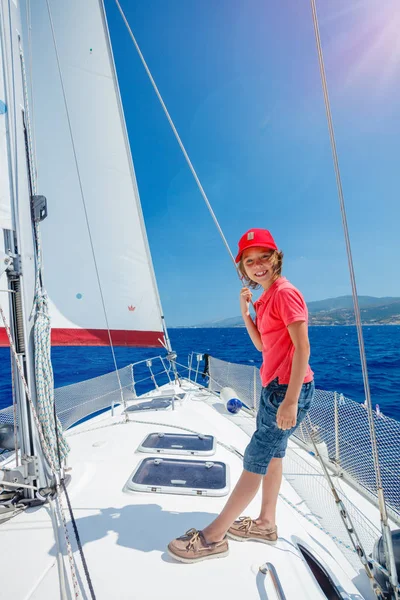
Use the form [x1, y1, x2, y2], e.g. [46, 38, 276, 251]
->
[137, 433, 216, 455]
[125, 393, 186, 413]
[126, 457, 229, 496]
[125, 397, 172, 412]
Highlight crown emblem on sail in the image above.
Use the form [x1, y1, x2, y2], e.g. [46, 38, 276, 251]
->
[128, 305, 136, 312]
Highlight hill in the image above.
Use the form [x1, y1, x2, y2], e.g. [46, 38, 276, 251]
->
[191, 296, 400, 327]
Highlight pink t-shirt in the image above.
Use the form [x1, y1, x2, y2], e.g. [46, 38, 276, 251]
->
[254, 277, 314, 386]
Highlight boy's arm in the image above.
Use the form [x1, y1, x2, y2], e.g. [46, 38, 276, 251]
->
[276, 320, 310, 430]
[242, 312, 263, 352]
[240, 287, 262, 351]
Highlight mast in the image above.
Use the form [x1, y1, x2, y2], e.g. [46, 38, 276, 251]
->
[0, 0, 49, 491]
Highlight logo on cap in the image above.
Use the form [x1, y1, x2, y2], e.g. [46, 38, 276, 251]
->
[247, 232, 254, 240]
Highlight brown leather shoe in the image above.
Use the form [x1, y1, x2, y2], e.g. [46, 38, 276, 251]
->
[227, 517, 278, 544]
[167, 528, 229, 563]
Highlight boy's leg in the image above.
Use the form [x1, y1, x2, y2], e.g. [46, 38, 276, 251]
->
[201, 469, 262, 542]
[255, 457, 282, 528]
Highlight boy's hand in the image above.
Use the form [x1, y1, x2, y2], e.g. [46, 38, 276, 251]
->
[240, 287, 252, 316]
[276, 400, 297, 430]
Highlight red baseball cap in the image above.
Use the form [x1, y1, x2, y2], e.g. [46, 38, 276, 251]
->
[235, 229, 278, 263]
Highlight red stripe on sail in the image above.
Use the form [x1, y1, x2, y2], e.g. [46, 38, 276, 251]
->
[0, 328, 164, 347]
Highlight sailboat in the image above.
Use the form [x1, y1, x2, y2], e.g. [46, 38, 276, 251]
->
[0, 1, 399, 599]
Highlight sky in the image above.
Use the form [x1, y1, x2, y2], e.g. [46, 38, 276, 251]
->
[104, 0, 400, 327]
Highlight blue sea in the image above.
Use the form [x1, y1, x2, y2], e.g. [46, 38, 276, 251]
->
[0, 325, 399, 421]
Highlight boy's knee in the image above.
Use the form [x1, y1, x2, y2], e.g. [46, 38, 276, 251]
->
[267, 457, 283, 470]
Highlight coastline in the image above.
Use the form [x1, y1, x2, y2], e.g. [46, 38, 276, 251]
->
[173, 323, 400, 329]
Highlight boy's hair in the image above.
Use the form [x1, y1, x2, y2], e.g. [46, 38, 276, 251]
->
[238, 250, 284, 289]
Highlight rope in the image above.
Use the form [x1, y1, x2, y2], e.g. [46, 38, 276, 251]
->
[34, 291, 70, 466]
[19, 39, 70, 468]
[52, 403, 97, 599]
[55, 493, 83, 600]
[113, 0, 239, 272]
[303, 418, 384, 597]
[310, 1, 399, 597]
[0, 307, 57, 472]
[60, 479, 97, 600]
[310, 0, 380, 488]
[47, 497, 68, 600]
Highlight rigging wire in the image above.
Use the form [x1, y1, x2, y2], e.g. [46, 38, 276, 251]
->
[303, 416, 385, 598]
[25, 0, 38, 187]
[113, 0, 239, 273]
[309, 0, 399, 597]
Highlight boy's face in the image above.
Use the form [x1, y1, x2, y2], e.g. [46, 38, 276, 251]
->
[242, 246, 275, 289]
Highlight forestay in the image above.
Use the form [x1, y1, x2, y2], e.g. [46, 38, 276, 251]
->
[0, 39, 12, 231]
[2, 0, 164, 347]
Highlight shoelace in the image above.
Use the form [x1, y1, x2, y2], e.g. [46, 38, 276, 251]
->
[185, 528, 201, 551]
[237, 517, 253, 533]
[236, 517, 276, 535]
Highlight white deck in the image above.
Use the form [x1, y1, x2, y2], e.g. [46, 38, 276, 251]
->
[1, 381, 379, 600]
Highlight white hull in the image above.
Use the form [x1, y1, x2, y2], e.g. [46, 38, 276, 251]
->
[1, 375, 385, 600]
[0, 1, 397, 598]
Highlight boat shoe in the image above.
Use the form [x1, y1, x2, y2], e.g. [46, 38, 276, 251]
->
[227, 517, 278, 544]
[167, 528, 229, 563]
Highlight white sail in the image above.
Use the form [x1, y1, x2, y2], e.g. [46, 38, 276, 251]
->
[12, 0, 165, 347]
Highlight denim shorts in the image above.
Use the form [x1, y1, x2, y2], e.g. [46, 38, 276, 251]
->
[243, 378, 315, 475]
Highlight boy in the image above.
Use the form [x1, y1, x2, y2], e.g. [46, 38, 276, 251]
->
[168, 229, 314, 563]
